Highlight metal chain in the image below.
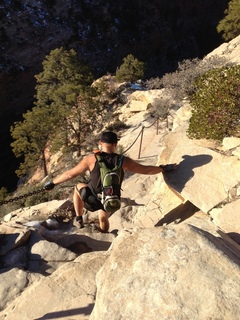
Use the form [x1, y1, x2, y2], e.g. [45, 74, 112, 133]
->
[1, 118, 160, 206]
[122, 118, 159, 154]
[0, 187, 46, 206]
[122, 126, 144, 154]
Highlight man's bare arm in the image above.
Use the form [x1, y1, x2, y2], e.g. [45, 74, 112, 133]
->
[53, 156, 91, 185]
[123, 157, 166, 175]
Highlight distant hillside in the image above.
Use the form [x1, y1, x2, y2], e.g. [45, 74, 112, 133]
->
[1, 0, 228, 75]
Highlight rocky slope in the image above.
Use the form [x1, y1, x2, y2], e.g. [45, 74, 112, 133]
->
[0, 36, 240, 319]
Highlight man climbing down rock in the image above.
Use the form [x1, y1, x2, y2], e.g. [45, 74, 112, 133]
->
[44, 131, 177, 233]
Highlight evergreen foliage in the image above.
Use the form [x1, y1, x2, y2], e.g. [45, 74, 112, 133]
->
[217, 0, 240, 41]
[35, 47, 93, 108]
[68, 87, 104, 156]
[188, 65, 240, 141]
[105, 118, 129, 131]
[115, 54, 145, 83]
[35, 47, 103, 157]
[11, 106, 53, 177]
[11, 47, 102, 178]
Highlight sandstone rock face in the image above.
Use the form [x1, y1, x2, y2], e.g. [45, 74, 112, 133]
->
[210, 199, 240, 244]
[207, 35, 240, 65]
[1, 252, 108, 320]
[0, 268, 29, 312]
[90, 221, 240, 320]
[0, 200, 115, 313]
[160, 121, 240, 213]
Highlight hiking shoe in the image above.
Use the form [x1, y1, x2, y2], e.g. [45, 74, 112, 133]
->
[75, 216, 84, 228]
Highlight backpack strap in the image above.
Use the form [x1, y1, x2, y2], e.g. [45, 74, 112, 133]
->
[95, 154, 106, 187]
[95, 153, 123, 169]
[118, 154, 124, 168]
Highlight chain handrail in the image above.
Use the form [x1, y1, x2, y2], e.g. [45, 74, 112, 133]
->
[144, 117, 159, 129]
[122, 117, 159, 155]
[122, 126, 144, 154]
[0, 187, 46, 206]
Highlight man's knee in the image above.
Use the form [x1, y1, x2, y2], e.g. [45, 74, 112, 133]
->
[75, 183, 87, 198]
[76, 186, 103, 212]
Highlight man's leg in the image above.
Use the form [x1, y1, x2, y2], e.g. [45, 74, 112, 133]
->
[73, 183, 87, 228]
[98, 210, 110, 233]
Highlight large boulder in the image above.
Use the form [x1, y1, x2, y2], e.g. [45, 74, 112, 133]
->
[90, 218, 240, 320]
[1, 252, 108, 320]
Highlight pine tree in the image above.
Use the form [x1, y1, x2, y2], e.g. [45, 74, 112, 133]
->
[35, 48, 99, 156]
[217, 0, 240, 41]
[11, 106, 53, 177]
[115, 54, 145, 83]
[11, 47, 101, 178]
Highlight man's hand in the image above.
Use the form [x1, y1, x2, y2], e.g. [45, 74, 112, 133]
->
[159, 163, 177, 172]
[44, 181, 55, 190]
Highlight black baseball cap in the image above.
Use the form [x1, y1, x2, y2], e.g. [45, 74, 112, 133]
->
[100, 131, 119, 144]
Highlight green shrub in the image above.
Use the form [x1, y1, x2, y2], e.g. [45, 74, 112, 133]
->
[217, 0, 240, 41]
[105, 119, 129, 131]
[115, 54, 145, 83]
[188, 65, 240, 141]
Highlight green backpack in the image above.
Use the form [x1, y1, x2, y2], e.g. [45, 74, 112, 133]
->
[96, 154, 124, 213]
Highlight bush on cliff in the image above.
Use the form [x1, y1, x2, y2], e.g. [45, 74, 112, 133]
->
[217, 0, 240, 41]
[188, 65, 240, 141]
[115, 54, 145, 83]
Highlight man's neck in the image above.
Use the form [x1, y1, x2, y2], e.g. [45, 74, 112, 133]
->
[101, 147, 116, 154]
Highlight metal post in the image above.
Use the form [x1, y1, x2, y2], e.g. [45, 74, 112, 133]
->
[138, 127, 144, 159]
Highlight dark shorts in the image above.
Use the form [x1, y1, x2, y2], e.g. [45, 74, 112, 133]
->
[78, 186, 105, 212]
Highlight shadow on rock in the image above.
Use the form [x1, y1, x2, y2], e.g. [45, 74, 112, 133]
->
[163, 154, 213, 192]
[227, 232, 240, 245]
[191, 226, 240, 266]
[35, 304, 94, 320]
[121, 197, 145, 207]
[155, 201, 199, 227]
[56, 233, 113, 253]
